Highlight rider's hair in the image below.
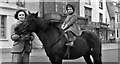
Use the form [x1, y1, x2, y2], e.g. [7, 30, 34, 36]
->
[66, 4, 75, 12]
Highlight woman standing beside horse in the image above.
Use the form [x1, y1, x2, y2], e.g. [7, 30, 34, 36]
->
[11, 9, 34, 63]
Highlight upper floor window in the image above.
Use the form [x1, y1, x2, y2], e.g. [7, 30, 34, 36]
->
[85, 0, 91, 5]
[63, 2, 67, 13]
[117, 29, 119, 38]
[99, 13, 103, 22]
[85, 7, 92, 22]
[99, 0, 103, 9]
[0, 15, 7, 39]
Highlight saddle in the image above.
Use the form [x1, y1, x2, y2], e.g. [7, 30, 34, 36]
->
[64, 32, 76, 42]
[64, 31, 82, 44]
[63, 31, 82, 58]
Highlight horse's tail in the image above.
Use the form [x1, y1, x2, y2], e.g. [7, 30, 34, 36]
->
[81, 31, 102, 57]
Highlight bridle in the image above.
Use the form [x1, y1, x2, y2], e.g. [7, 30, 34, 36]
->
[21, 18, 36, 33]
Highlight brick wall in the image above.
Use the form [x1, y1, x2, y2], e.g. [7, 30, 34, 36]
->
[39, 1, 80, 17]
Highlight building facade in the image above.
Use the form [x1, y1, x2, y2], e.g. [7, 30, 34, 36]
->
[0, 0, 42, 49]
[0, 1, 22, 48]
[79, 0, 113, 43]
[106, 0, 119, 43]
[118, 1, 120, 43]
[1, 0, 118, 48]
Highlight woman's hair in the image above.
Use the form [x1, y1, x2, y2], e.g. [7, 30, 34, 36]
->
[14, 9, 27, 20]
[66, 4, 75, 11]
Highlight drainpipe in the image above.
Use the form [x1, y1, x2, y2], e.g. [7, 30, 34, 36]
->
[43, 0, 44, 18]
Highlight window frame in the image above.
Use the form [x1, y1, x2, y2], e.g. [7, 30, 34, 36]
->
[99, 13, 103, 22]
[85, 7, 92, 22]
[0, 15, 7, 39]
[99, 0, 103, 9]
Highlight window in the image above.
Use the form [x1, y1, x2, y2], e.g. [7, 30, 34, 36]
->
[85, 0, 91, 5]
[99, 13, 103, 22]
[63, 2, 67, 13]
[117, 14, 119, 22]
[116, 29, 119, 38]
[0, 15, 7, 39]
[85, 7, 92, 22]
[106, 18, 107, 23]
[99, 0, 103, 9]
[63, 6, 65, 13]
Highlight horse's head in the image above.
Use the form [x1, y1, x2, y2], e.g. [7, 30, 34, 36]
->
[15, 11, 39, 34]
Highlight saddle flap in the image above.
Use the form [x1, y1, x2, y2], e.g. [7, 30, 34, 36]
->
[64, 33, 76, 42]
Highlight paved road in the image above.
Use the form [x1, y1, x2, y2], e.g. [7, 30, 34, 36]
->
[1, 48, 119, 63]
[1, 43, 119, 64]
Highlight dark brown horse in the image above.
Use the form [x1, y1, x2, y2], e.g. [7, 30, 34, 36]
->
[15, 12, 102, 64]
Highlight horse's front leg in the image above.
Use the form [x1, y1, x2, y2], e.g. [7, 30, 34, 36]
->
[49, 57, 56, 64]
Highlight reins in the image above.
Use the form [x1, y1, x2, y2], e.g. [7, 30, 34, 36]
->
[44, 30, 66, 48]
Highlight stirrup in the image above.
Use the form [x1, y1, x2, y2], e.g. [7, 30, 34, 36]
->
[66, 42, 74, 46]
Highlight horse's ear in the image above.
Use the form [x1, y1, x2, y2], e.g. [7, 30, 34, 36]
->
[28, 11, 31, 14]
[34, 12, 38, 18]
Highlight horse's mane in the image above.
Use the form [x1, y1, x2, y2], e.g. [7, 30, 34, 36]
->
[25, 13, 63, 36]
[36, 17, 62, 35]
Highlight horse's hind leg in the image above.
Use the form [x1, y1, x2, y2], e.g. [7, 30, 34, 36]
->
[55, 57, 62, 64]
[83, 54, 93, 64]
[92, 56, 102, 64]
[91, 48, 102, 64]
[49, 57, 62, 64]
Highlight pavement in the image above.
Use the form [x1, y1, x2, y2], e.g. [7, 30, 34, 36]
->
[102, 43, 119, 50]
[0, 43, 119, 63]
[1, 43, 119, 53]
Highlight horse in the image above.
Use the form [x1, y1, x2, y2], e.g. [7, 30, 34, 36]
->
[15, 11, 102, 64]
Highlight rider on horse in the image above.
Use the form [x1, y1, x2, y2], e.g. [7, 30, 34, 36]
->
[61, 4, 82, 46]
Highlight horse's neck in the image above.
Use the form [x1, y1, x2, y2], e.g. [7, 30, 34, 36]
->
[34, 18, 65, 47]
[35, 27, 60, 47]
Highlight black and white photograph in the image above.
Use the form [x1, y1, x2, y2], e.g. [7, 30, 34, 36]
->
[0, 0, 119, 64]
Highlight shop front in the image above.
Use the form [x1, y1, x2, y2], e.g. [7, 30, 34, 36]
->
[77, 20, 115, 43]
[107, 27, 115, 43]
[99, 22, 109, 43]
[88, 22, 112, 43]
